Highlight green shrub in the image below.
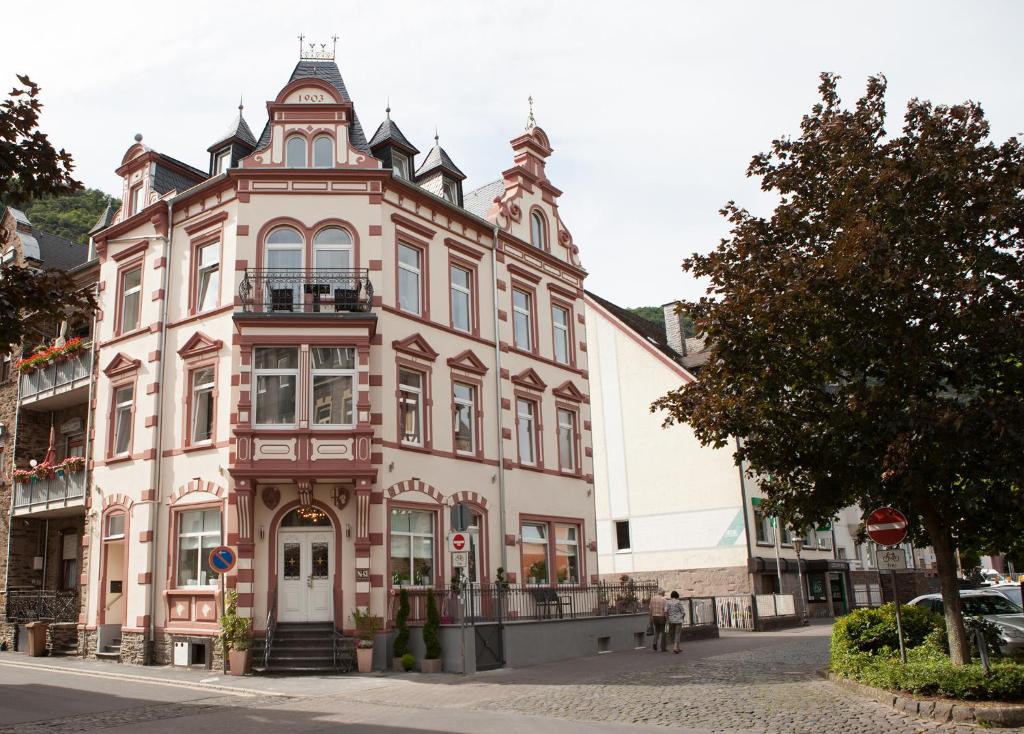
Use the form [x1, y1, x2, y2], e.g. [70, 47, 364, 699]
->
[423, 588, 441, 660]
[832, 604, 943, 656]
[394, 588, 411, 658]
[400, 652, 416, 671]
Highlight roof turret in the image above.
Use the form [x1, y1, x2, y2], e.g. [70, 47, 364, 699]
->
[415, 131, 465, 181]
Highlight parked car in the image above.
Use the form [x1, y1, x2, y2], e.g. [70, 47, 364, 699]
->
[909, 590, 1024, 655]
[989, 583, 1023, 607]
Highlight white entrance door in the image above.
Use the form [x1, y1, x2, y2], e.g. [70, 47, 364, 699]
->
[278, 530, 333, 623]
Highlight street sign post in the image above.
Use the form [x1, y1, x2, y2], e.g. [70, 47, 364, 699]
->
[867, 508, 910, 663]
[208, 545, 236, 673]
[448, 532, 468, 553]
[452, 551, 469, 568]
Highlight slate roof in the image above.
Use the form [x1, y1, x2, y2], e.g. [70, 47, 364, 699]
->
[153, 159, 206, 196]
[415, 142, 465, 180]
[462, 179, 504, 218]
[368, 117, 419, 154]
[89, 204, 117, 235]
[36, 230, 90, 270]
[585, 290, 687, 367]
[255, 60, 370, 153]
[211, 109, 257, 149]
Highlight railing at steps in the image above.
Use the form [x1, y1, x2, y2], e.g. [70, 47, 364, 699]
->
[263, 599, 277, 670]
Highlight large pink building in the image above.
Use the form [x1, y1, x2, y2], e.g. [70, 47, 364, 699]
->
[83, 48, 596, 669]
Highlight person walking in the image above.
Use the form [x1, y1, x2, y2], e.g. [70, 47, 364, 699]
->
[665, 590, 686, 653]
[649, 588, 667, 652]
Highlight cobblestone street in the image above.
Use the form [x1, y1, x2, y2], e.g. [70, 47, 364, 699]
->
[1, 624, 1019, 733]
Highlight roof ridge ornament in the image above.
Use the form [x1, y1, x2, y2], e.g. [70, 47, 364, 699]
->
[526, 94, 536, 130]
[298, 34, 338, 61]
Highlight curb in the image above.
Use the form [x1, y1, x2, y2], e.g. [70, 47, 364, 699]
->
[0, 658, 288, 698]
[824, 670, 1024, 728]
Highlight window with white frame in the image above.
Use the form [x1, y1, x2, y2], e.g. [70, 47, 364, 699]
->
[554, 524, 579, 584]
[194, 241, 220, 312]
[254, 347, 298, 426]
[119, 266, 142, 333]
[753, 504, 774, 545]
[450, 264, 472, 332]
[190, 367, 215, 443]
[442, 181, 458, 203]
[176, 508, 222, 587]
[129, 184, 144, 216]
[512, 288, 533, 351]
[265, 226, 304, 310]
[285, 135, 307, 167]
[390, 508, 434, 586]
[392, 151, 410, 180]
[557, 407, 577, 472]
[312, 136, 334, 168]
[397, 244, 422, 315]
[104, 512, 125, 540]
[552, 304, 570, 364]
[521, 522, 548, 584]
[516, 397, 537, 465]
[213, 148, 231, 174]
[453, 382, 475, 454]
[313, 227, 354, 308]
[530, 211, 546, 250]
[311, 347, 355, 427]
[399, 368, 424, 445]
[111, 385, 133, 456]
[817, 529, 833, 551]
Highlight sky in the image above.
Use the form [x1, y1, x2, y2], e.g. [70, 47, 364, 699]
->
[3, 0, 1023, 307]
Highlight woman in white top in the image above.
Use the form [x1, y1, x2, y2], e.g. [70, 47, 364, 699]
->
[664, 590, 686, 654]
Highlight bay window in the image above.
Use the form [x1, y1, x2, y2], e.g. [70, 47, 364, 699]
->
[512, 288, 533, 351]
[190, 367, 215, 443]
[557, 407, 577, 472]
[552, 304, 570, 364]
[311, 347, 355, 427]
[516, 398, 538, 465]
[450, 264, 472, 333]
[194, 241, 220, 312]
[176, 508, 222, 587]
[398, 243, 422, 315]
[254, 347, 298, 426]
[399, 368, 424, 445]
[390, 508, 434, 586]
[118, 266, 142, 333]
[111, 385, 133, 456]
[453, 382, 475, 454]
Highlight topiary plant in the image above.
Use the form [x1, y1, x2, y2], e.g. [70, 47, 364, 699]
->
[400, 652, 416, 671]
[423, 587, 441, 660]
[394, 587, 411, 659]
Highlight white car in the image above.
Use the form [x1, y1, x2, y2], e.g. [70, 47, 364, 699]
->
[909, 590, 1024, 656]
[989, 583, 1023, 608]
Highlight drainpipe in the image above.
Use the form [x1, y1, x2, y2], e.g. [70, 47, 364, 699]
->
[145, 202, 174, 661]
[490, 227, 508, 572]
[81, 290, 98, 626]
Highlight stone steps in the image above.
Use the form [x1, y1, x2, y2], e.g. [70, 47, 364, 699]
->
[256, 623, 355, 675]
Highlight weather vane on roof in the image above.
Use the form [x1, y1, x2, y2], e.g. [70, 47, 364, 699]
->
[299, 34, 338, 61]
[526, 95, 536, 130]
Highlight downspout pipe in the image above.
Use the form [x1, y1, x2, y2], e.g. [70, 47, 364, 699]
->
[145, 202, 174, 661]
[490, 226, 508, 572]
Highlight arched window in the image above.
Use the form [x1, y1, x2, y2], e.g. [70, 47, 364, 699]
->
[530, 211, 546, 250]
[281, 506, 332, 527]
[285, 136, 307, 167]
[313, 227, 356, 309]
[264, 226, 304, 310]
[312, 136, 334, 168]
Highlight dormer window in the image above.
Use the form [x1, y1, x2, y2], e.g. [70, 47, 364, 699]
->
[128, 183, 144, 216]
[530, 211, 547, 250]
[443, 181, 458, 204]
[312, 136, 334, 168]
[286, 136, 307, 167]
[213, 148, 231, 174]
[392, 151, 410, 180]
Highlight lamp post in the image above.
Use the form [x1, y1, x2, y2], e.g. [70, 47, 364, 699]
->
[793, 538, 809, 625]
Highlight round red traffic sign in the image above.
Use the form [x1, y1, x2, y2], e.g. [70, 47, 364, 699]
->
[450, 532, 467, 551]
[866, 507, 909, 547]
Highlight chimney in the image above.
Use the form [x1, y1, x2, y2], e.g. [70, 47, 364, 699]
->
[662, 302, 686, 356]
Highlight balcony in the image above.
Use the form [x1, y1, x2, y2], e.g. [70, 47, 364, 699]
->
[238, 269, 374, 315]
[13, 464, 87, 517]
[19, 345, 92, 411]
[5, 589, 79, 623]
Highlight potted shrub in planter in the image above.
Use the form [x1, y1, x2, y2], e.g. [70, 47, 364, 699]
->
[352, 608, 381, 673]
[421, 588, 442, 673]
[392, 588, 411, 672]
[400, 653, 415, 672]
[219, 590, 252, 676]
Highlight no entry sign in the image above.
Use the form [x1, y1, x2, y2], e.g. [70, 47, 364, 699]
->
[209, 545, 237, 574]
[448, 532, 468, 552]
[866, 507, 909, 547]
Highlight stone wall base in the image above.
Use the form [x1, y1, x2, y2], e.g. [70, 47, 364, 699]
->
[46, 623, 78, 654]
[77, 629, 222, 668]
[601, 566, 751, 598]
[0, 621, 15, 651]
[119, 631, 147, 665]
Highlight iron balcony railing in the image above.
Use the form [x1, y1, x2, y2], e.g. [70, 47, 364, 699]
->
[238, 268, 374, 314]
[20, 348, 92, 403]
[13, 468, 87, 512]
[6, 589, 79, 623]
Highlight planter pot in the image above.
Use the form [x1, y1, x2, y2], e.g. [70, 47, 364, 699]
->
[356, 647, 373, 673]
[420, 658, 442, 674]
[227, 648, 250, 676]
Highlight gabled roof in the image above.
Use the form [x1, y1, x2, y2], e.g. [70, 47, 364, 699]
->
[4, 206, 89, 268]
[368, 117, 419, 155]
[463, 179, 504, 218]
[211, 106, 257, 150]
[585, 290, 685, 367]
[256, 60, 370, 153]
[415, 142, 465, 181]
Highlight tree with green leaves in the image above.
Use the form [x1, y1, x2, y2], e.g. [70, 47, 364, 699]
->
[24, 188, 119, 245]
[653, 74, 1024, 666]
[0, 75, 95, 347]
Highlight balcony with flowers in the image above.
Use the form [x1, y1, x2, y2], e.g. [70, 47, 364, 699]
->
[18, 336, 93, 410]
[12, 456, 87, 517]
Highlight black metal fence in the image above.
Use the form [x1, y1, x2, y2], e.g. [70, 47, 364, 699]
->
[238, 268, 374, 313]
[6, 589, 79, 623]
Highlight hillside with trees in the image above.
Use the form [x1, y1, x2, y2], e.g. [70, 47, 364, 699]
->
[23, 187, 119, 245]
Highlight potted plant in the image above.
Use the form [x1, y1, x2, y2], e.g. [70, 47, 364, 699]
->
[400, 653, 415, 672]
[219, 590, 252, 676]
[421, 588, 442, 673]
[351, 607, 381, 673]
[392, 588, 410, 671]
